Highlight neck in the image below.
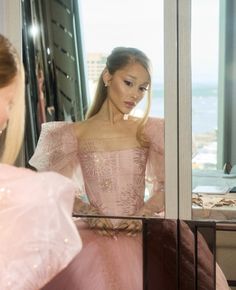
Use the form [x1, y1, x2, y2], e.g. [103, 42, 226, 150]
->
[96, 99, 125, 124]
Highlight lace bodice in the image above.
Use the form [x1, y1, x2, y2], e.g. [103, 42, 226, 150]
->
[29, 117, 165, 217]
[78, 142, 147, 216]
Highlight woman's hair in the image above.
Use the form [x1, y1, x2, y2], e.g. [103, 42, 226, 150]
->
[0, 34, 25, 164]
[86, 47, 152, 146]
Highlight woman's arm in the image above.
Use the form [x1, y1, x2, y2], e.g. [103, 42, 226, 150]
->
[136, 189, 165, 217]
[73, 197, 115, 237]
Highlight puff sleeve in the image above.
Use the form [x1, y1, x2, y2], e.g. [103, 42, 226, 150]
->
[29, 122, 85, 198]
[0, 164, 82, 290]
[137, 117, 165, 216]
[145, 117, 165, 193]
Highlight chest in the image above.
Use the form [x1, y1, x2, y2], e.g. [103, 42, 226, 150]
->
[78, 146, 148, 178]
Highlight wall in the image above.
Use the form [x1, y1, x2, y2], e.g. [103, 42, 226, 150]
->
[0, 0, 22, 55]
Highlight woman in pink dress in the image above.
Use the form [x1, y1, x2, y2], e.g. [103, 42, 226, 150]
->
[30, 47, 229, 290]
[0, 34, 82, 290]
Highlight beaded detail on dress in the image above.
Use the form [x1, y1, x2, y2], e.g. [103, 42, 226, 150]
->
[29, 117, 165, 220]
[77, 140, 148, 218]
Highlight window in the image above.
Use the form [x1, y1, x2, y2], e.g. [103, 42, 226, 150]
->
[79, 0, 164, 118]
[191, 0, 219, 171]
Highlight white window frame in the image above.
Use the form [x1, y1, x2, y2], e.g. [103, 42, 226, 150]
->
[164, 0, 192, 220]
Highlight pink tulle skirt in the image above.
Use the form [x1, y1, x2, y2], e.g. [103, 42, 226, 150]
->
[42, 220, 142, 290]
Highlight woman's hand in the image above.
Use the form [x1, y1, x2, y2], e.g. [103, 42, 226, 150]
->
[87, 217, 115, 237]
[73, 197, 100, 215]
[117, 219, 142, 236]
[73, 197, 116, 237]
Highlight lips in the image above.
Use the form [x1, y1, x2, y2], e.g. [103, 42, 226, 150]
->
[124, 101, 136, 109]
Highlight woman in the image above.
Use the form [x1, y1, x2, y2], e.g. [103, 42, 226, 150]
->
[0, 34, 82, 290]
[30, 47, 229, 290]
[29, 47, 163, 290]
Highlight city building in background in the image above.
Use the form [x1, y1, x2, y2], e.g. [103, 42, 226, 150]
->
[87, 53, 107, 81]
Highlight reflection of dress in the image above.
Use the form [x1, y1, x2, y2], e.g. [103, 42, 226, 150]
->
[29, 117, 229, 290]
[29, 117, 164, 290]
[0, 164, 82, 290]
[29, 117, 165, 216]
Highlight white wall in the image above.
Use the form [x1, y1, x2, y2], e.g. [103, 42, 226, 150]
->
[0, 0, 22, 56]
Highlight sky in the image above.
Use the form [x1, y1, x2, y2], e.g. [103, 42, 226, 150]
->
[79, 0, 219, 84]
[191, 0, 219, 84]
[79, 0, 164, 84]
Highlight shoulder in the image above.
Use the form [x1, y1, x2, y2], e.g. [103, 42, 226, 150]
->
[144, 117, 164, 135]
[146, 117, 164, 127]
[73, 118, 112, 139]
[29, 121, 80, 171]
[40, 121, 75, 138]
[73, 119, 90, 139]
[144, 117, 165, 151]
[37, 121, 80, 149]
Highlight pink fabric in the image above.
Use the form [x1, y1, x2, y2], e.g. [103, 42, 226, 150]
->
[29, 117, 164, 290]
[0, 164, 82, 290]
[145, 118, 165, 193]
[43, 221, 142, 290]
[29, 118, 229, 290]
[29, 118, 165, 218]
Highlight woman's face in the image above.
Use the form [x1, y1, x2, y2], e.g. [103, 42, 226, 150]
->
[0, 74, 19, 132]
[104, 62, 150, 115]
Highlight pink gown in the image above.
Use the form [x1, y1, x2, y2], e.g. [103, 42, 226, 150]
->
[0, 164, 82, 290]
[29, 117, 164, 290]
[29, 117, 229, 290]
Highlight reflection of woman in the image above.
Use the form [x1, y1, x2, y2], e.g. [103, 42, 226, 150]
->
[0, 34, 82, 290]
[30, 47, 164, 290]
[30, 47, 228, 290]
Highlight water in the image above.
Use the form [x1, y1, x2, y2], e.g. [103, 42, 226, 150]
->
[89, 80, 218, 136]
[146, 83, 217, 135]
[191, 84, 217, 134]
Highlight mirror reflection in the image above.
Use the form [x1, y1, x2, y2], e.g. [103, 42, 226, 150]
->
[0, 27, 230, 290]
[23, 0, 165, 219]
[29, 46, 165, 221]
[21, 1, 165, 289]
[191, 0, 236, 221]
[2, 0, 231, 289]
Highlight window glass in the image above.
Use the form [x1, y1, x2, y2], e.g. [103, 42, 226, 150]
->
[191, 0, 219, 171]
[80, 0, 164, 118]
[192, 0, 236, 221]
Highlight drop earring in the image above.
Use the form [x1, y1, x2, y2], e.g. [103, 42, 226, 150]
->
[123, 114, 129, 120]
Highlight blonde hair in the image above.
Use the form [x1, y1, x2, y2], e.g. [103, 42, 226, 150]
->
[86, 47, 152, 146]
[0, 34, 25, 164]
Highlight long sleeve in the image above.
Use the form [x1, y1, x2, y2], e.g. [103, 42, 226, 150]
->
[0, 164, 82, 290]
[146, 117, 165, 191]
[137, 117, 165, 216]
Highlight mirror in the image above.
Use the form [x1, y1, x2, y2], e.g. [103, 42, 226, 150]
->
[22, 0, 165, 220]
[20, 1, 232, 289]
[22, 2, 166, 289]
[191, 0, 236, 221]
